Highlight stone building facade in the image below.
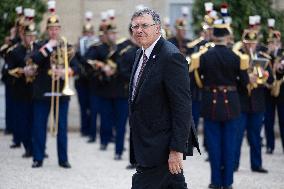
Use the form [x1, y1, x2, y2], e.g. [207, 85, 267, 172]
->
[40, 0, 284, 44]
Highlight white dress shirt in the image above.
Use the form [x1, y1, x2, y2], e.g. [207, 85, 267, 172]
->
[132, 36, 161, 98]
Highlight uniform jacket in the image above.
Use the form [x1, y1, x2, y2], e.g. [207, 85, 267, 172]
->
[7, 43, 34, 101]
[238, 49, 274, 113]
[31, 40, 79, 100]
[199, 45, 249, 121]
[85, 40, 135, 98]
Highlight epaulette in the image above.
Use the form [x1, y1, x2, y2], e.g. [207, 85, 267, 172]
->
[6, 43, 18, 53]
[189, 45, 209, 72]
[119, 45, 132, 56]
[186, 37, 204, 48]
[232, 41, 243, 52]
[189, 45, 210, 88]
[116, 37, 127, 45]
[239, 54, 250, 70]
[232, 48, 249, 70]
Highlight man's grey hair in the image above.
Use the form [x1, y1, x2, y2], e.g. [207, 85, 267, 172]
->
[131, 7, 161, 25]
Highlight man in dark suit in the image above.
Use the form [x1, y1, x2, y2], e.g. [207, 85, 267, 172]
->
[129, 8, 200, 189]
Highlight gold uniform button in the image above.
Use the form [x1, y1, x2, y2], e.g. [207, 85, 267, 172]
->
[223, 89, 227, 93]
[225, 100, 229, 104]
[213, 100, 217, 104]
[213, 89, 217, 93]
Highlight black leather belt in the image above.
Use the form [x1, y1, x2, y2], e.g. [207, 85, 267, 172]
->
[203, 86, 237, 92]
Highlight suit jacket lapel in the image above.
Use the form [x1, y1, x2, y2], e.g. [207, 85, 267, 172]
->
[133, 37, 165, 103]
[129, 49, 142, 104]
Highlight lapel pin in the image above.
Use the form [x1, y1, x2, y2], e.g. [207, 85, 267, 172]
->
[153, 55, 156, 59]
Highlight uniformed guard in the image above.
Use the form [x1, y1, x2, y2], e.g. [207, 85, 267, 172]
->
[234, 24, 274, 173]
[1, 36, 16, 136]
[85, 20, 130, 160]
[1, 6, 26, 146]
[168, 18, 191, 56]
[264, 18, 284, 154]
[83, 12, 113, 144]
[30, 0, 78, 168]
[187, 2, 217, 130]
[7, 17, 37, 158]
[192, 17, 249, 189]
[75, 11, 98, 139]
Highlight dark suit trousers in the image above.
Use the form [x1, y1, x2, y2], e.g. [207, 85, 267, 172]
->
[131, 164, 188, 189]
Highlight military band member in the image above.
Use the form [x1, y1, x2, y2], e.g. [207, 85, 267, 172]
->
[192, 18, 249, 189]
[187, 2, 217, 129]
[168, 18, 191, 56]
[75, 11, 98, 139]
[1, 6, 26, 145]
[85, 21, 130, 159]
[7, 21, 38, 158]
[1, 35, 17, 137]
[264, 19, 284, 154]
[30, 2, 78, 168]
[187, 3, 217, 157]
[234, 27, 273, 173]
[83, 13, 110, 143]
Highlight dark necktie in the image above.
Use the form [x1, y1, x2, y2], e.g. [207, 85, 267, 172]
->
[132, 52, 148, 101]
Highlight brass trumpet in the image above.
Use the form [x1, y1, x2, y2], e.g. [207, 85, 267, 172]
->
[49, 36, 74, 136]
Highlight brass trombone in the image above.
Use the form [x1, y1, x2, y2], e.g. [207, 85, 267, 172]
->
[49, 36, 74, 136]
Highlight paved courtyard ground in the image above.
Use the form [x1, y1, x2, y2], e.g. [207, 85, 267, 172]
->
[0, 132, 284, 189]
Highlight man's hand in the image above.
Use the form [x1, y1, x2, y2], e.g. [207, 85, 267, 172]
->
[249, 73, 257, 84]
[168, 150, 183, 175]
[23, 65, 37, 77]
[102, 64, 115, 77]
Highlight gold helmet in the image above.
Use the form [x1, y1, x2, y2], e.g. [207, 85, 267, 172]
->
[202, 2, 218, 30]
[46, 0, 61, 28]
[24, 22, 37, 36]
[242, 29, 259, 43]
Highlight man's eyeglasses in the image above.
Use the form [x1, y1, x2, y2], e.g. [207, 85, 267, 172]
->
[131, 23, 156, 30]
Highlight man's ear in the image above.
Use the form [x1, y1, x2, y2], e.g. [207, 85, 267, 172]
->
[156, 25, 161, 34]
